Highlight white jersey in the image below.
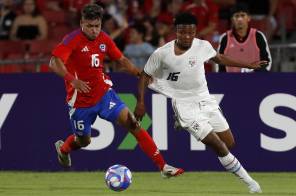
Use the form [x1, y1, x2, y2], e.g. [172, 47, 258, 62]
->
[144, 38, 217, 100]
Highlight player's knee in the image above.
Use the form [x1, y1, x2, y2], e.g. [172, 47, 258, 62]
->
[77, 137, 91, 147]
[126, 112, 139, 131]
[80, 140, 91, 147]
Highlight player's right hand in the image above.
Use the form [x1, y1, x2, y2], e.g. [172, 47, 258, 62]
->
[248, 60, 269, 69]
[71, 79, 91, 93]
[134, 102, 145, 121]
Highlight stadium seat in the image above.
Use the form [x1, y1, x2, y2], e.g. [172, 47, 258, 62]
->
[217, 19, 230, 34]
[27, 40, 57, 56]
[250, 19, 269, 35]
[43, 10, 69, 26]
[0, 53, 24, 73]
[0, 65, 22, 73]
[49, 25, 73, 40]
[0, 41, 26, 58]
[276, 1, 295, 31]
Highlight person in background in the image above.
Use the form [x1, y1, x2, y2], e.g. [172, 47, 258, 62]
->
[10, 0, 47, 40]
[0, 0, 16, 40]
[236, 0, 278, 41]
[124, 23, 155, 70]
[181, 0, 219, 41]
[217, 3, 272, 72]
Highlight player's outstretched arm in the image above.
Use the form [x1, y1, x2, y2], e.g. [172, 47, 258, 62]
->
[211, 53, 269, 69]
[115, 56, 141, 77]
[49, 56, 91, 93]
[134, 71, 152, 121]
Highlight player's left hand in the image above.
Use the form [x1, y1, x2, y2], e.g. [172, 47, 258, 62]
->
[134, 102, 146, 121]
[248, 60, 269, 69]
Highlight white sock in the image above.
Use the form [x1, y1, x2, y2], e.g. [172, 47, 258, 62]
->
[218, 152, 254, 185]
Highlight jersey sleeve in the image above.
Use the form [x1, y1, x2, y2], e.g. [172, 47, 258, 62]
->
[255, 30, 272, 71]
[217, 33, 227, 72]
[52, 35, 78, 64]
[144, 49, 161, 76]
[204, 40, 217, 61]
[106, 35, 123, 61]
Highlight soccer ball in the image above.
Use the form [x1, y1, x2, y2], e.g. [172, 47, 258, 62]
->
[105, 164, 132, 191]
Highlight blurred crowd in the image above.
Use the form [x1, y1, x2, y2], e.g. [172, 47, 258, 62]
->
[0, 0, 296, 73]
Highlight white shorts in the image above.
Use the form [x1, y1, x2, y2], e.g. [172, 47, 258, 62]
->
[172, 96, 229, 141]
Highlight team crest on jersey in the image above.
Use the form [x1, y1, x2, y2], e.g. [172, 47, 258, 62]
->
[188, 56, 197, 67]
[99, 44, 106, 52]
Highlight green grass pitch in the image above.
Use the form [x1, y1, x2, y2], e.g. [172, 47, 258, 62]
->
[0, 171, 295, 196]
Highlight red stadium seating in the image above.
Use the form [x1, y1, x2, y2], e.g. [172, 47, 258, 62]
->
[27, 40, 57, 56]
[276, 1, 295, 32]
[49, 25, 73, 40]
[0, 41, 26, 58]
[43, 10, 69, 26]
[250, 19, 269, 35]
[217, 19, 230, 34]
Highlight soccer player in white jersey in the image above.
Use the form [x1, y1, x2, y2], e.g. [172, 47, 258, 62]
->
[134, 13, 267, 193]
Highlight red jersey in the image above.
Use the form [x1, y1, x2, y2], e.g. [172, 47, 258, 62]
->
[52, 29, 122, 108]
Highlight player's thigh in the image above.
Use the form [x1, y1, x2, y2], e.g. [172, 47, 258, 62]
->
[97, 89, 126, 122]
[207, 101, 229, 132]
[172, 99, 212, 141]
[209, 106, 235, 148]
[69, 106, 96, 137]
[97, 89, 138, 131]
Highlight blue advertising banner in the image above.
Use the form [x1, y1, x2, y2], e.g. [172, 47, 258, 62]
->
[0, 73, 295, 171]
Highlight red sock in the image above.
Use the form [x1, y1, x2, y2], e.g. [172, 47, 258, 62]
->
[60, 134, 80, 154]
[134, 129, 166, 170]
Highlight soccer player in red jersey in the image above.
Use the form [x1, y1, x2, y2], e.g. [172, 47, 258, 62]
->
[49, 3, 183, 178]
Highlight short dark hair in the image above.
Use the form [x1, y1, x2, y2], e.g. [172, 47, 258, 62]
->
[81, 4, 104, 20]
[230, 3, 250, 16]
[174, 12, 197, 26]
[131, 23, 146, 36]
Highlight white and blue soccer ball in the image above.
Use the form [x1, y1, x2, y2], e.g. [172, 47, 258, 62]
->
[105, 164, 132, 191]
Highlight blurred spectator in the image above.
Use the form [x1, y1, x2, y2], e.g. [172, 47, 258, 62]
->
[36, 0, 65, 11]
[155, 15, 175, 47]
[217, 3, 272, 72]
[102, 13, 127, 40]
[64, 0, 92, 13]
[156, 0, 183, 25]
[214, 0, 235, 20]
[181, 0, 219, 40]
[10, 0, 48, 40]
[123, 23, 155, 70]
[101, 12, 128, 72]
[275, 0, 296, 41]
[236, 0, 278, 40]
[126, 0, 145, 23]
[102, 13, 127, 50]
[0, 0, 16, 40]
[142, 17, 159, 47]
[101, 0, 127, 27]
[144, 0, 162, 19]
[62, 0, 92, 26]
